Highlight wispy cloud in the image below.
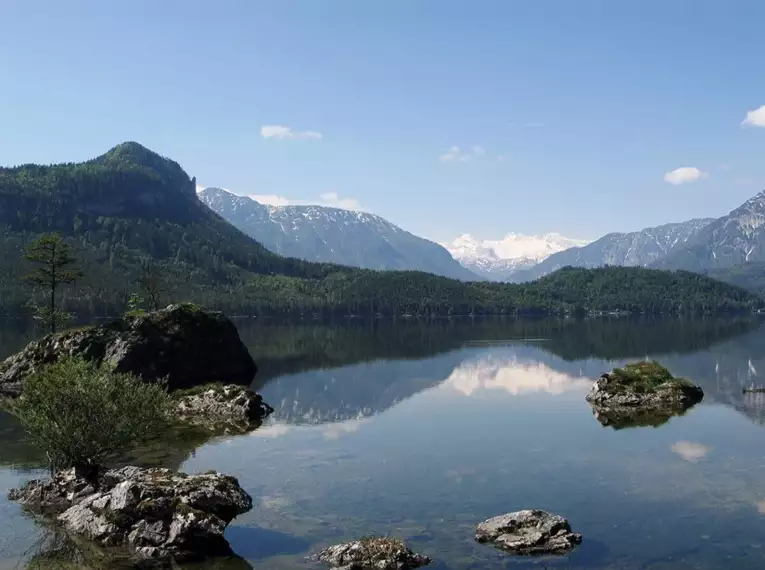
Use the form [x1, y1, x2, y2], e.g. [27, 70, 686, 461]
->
[260, 125, 323, 140]
[742, 105, 765, 128]
[249, 192, 362, 211]
[664, 166, 708, 185]
[439, 145, 487, 163]
[496, 155, 509, 163]
[249, 194, 291, 206]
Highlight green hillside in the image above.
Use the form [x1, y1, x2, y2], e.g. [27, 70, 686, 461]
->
[0, 143, 760, 317]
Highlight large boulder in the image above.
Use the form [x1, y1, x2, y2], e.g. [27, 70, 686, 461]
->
[475, 509, 582, 555]
[586, 361, 703, 418]
[0, 304, 257, 395]
[9, 466, 252, 563]
[316, 537, 431, 570]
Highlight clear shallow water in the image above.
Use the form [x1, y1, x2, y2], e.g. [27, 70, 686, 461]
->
[3, 318, 765, 569]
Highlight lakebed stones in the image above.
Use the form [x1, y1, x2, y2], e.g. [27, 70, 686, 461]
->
[0, 304, 257, 395]
[475, 509, 582, 555]
[9, 465, 252, 564]
[586, 361, 703, 428]
[316, 537, 431, 570]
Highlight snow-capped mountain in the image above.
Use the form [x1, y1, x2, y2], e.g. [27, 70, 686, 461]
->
[653, 191, 765, 272]
[198, 187, 478, 280]
[442, 233, 590, 281]
[512, 218, 715, 282]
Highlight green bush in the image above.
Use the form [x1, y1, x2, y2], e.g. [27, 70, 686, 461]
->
[9, 357, 172, 474]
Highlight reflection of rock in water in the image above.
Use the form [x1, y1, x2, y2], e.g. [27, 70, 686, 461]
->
[0, 408, 263, 473]
[590, 406, 686, 430]
[23, 527, 254, 569]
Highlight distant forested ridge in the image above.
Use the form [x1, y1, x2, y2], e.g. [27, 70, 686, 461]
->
[0, 142, 760, 317]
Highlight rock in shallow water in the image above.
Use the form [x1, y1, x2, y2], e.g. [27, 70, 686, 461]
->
[0, 303, 257, 395]
[475, 509, 582, 555]
[176, 384, 274, 428]
[317, 537, 431, 570]
[9, 466, 252, 563]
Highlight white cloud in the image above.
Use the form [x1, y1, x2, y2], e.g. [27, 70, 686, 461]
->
[664, 166, 708, 185]
[195, 184, 206, 193]
[260, 125, 323, 140]
[497, 155, 508, 163]
[671, 441, 711, 463]
[249, 194, 291, 206]
[439, 145, 486, 163]
[319, 191, 360, 210]
[248, 192, 362, 211]
[742, 105, 765, 127]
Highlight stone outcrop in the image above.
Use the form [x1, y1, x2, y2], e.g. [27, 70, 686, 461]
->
[9, 466, 252, 563]
[0, 304, 257, 395]
[317, 537, 431, 570]
[585, 362, 703, 426]
[176, 384, 274, 429]
[475, 509, 582, 555]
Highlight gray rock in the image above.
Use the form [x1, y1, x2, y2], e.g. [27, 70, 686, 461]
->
[9, 466, 252, 563]
[475, 509, 582, 555]
[317, 537, 431, 570]
[0, 304, 257, 395]
[176, 384, 274, 428]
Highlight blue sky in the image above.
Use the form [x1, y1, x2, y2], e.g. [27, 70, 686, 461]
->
[1, 0, 765, 243]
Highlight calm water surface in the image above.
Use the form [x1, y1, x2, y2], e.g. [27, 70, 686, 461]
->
[2, 318, 765, 569]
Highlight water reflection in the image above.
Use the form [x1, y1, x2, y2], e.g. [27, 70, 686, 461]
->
[3, 317, 765, 570]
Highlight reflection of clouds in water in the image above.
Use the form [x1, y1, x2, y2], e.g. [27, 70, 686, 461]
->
[444, 355, 592, 396]
[671, 441, 711, 463]
[755, 500, 765, 515]
[323, 418, 368, 440]
[260, 495, 292, 510]
[252, 424, 294, 438]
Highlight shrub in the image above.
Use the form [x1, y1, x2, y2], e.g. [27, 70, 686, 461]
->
[9, 357, 172, 474]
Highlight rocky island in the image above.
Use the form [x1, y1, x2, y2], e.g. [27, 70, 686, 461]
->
[317, 536, 431, 570]
[586, 361, 704, 429]
[0, 303, 257, 396]
[9, 466, 252, 564]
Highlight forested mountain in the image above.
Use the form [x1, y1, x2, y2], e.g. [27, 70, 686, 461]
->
[198, 187, 477, 280]
[511, 219, 714, 282]
[652, 191, 765, 272]
[0, 142, 759, 317]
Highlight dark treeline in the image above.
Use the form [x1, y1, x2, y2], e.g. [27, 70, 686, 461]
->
[1, 142, 762, 319]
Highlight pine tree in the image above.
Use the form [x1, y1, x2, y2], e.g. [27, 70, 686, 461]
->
[24, 234, 83, 333]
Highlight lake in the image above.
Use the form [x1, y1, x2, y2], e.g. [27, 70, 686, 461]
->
[2, 317, 765, 569]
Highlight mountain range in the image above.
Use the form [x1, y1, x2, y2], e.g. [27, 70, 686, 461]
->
[198, 187, 477, 280]
[509, 218, 716, 282]
[440, 233, 589, 281]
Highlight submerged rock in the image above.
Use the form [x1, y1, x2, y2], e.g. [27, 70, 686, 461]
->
[317, 536, 431, 570]
[585, 361, 703, 424]
[475, 509, 582, 555]
[9, 466, 252, 564]
[176, 384, 274, 429]
[0, 304, 257, 395]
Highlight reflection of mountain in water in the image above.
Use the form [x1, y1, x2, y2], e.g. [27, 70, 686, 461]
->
[443, 353, 592, 396]
[251, 318, 765, 427]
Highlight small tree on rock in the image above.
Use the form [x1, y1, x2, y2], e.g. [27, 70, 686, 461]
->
[137, 260, 168, 312]
[9, 357, 172, 477]
[23, 234, 83, 334]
